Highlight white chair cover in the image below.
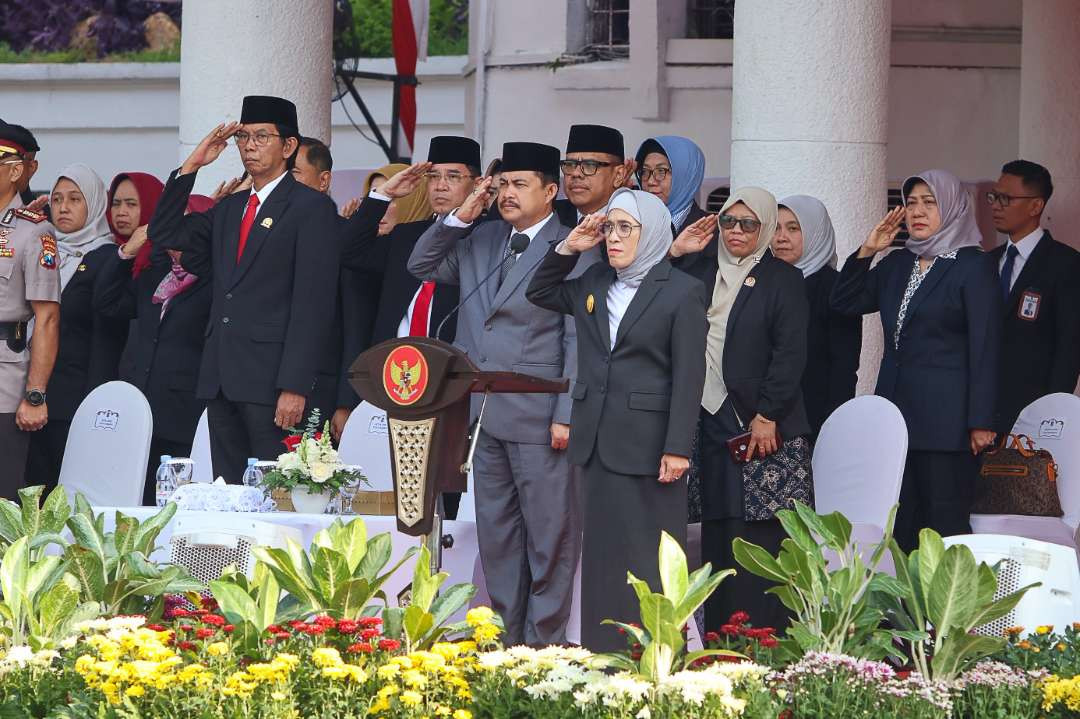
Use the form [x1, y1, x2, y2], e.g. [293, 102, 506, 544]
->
[338, 402, 393, 491]
[58, 381, 152, 507]
[971, 392, 1080, 552]
[190, 409, 213, 483]
[944, 534, 1080, 635]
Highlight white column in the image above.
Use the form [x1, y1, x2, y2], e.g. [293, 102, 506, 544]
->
[1020, 0, 1080, 251]
[178, 0, 333, 192]
[730, 0, 891, 394]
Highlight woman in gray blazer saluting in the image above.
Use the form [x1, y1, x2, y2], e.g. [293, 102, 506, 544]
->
[527, 188, 708, 652]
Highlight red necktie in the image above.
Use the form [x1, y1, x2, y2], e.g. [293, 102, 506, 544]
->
[236, 194, 260, 260]
[409, 281, 436, 337]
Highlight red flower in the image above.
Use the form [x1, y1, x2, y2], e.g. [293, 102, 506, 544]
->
[288, 620, 305, 630]
[265, 638, 276, 646]
[358, 617, 382, 628]
[171, 609, 190, 619]
[377, 639, 401, 651]
[704, 631, 720, 643]
[760, 637, 779, 648]
[178, 641, 197, 651]
[266, 625, 283, 634]
[301, 624, 326, 636]
[313, 615, 336, 628]
[179, 624, 194, 632]
[195, 628, 214, 639]
[282, 435, 303, 451]
[360, 628, 380, 641]
[274, 632, 290, 641]
[336, 620, 359, 634]
[201, 598, 219, 611]
[146, 624, 167, 632]
[201, 614, 226, 627]
[720, 624, 740, 637]
[347, 642, 374, 654]
[223, 625, 235, 634]
[728, 611, 750, 626]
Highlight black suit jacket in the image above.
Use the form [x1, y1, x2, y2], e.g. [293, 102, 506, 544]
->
[527, 251, 708, 476]
[802, 266, 861, 435]
[148, 170, 340, 406]
[49, 245, 130, 422]
[702, 251, 811, 438]
[990, 231, 1080, 432]
[554, 198, 578, 229]
[93, 246, 211, 443]
[831, 246, 1001, 451]
[339, 196, 458, 347]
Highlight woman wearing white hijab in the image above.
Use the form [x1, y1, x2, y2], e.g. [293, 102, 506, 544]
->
[698, 187, 812, 635]
[25, 164, 128, 490]
[774, 195, 861, 437]
[832, 169, 1000, 551]
[527, 188, 708, 652]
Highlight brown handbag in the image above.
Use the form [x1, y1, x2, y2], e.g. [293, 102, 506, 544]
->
[972, 434, 1063, 517]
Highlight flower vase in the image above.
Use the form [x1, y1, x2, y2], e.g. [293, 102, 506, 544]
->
[290, 485, 332, 514]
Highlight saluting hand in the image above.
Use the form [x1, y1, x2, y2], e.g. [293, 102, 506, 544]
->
[120, 225, 150, 259]
[670, 214, 718, 258]
[182, 121, 240, 175]
[658, 454, 688, 483]
[340, 197, 361, 219]
[23, 195, 49, 214]
[561, 213, 606, 255]
[454, 176, 493, 225]
[382, 162, 432, 199]
[860, 206, 905, 258]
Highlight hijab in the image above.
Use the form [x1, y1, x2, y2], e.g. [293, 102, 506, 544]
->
[703, 187, 778, 413]
[107, 172, 164, 278]
[52, 164, 115, 291]
[902, 169, 982, 258]
[363, 163, 433, 224]
[604, 188, 673, 287]
[779, 194, 838, 277]
[635, 136, 705, 230]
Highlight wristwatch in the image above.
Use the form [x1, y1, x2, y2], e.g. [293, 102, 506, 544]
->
[24, 389, 45, 407]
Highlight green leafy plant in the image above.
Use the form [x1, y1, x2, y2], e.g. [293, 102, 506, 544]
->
[0, 486, 71, 558]
[63, 498, 203, 617]
[210, 564, 303, 656]
[0, 536, 97, 649]
[732, 501, 914, 661]
[382, 544, 477, 652]
[883, 528, 1038, 681]
[592, 531, 737, 682]
[252, 517, 416, 620]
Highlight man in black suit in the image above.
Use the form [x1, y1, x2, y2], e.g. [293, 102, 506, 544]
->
[989, 160, 1080, 432]
[553, 124, 633, 228]
[148, 96, 340, 482]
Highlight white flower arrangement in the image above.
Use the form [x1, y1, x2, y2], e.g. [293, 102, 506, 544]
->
[261, 421, 367, 494]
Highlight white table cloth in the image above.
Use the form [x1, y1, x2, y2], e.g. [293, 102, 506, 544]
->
[92, 507, 483, 617]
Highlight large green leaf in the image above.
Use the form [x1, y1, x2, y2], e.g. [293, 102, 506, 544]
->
[428, 583, 476, 628]
[335, 518, 368, 574]
[382, 606, 404, 639]
[930, 631, 1004, 680]
[731, 538, 787, 583]
[131, 503, 177, 556]
[24, 555, 63, 597]
[673, 568, 732, 626]
[917, 529, 945, 606]
[66, 514, 107, 561]
[926, 546, 978, 639]
[113, 515, 139, 558]
[638, 593, 681, 649]
[819, 511, 854, 552]
[63, 545, 106, 603]
[38, 573, 80, 636]
[255, 571, 281, 631]
[888, 541, 924, 627]
[355, 534, 393, 581]
[409, 545, 446, 613]
[403, 604, 434, 644]
[969, 583, 1039, 630]
[28, 533, 68, 553]
[0, 537, 29, 624]
[38, 487, 71, 535]
[124, 551, 163, 580]
[331, 577, 375, 619]
[16, 487, 43, 539]
[777, 509, 817, 554]
[209, 580, 259, 627]
[0, 500, 23, 543]
[657, 531, 689, 604]
[251, 546, 321, 610]
[311, 547, 350, 603]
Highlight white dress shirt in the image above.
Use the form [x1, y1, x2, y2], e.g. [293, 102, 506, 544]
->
[446, 209, 554, 252]
[251, 170, 288, 205]
[999, 226, 1043, 291]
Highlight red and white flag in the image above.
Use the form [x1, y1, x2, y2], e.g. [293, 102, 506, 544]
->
[392, 0, 429, 157]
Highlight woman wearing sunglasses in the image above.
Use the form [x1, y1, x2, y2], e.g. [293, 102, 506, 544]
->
[526, 188, 708, 652]
[698, 187, 812, 634]
[831, 169, 1000, 551]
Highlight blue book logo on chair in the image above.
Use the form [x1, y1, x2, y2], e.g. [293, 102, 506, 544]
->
[93, 409, 120, 431]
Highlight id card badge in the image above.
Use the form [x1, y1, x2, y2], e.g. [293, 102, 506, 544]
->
[1019, 290, 1042, 321]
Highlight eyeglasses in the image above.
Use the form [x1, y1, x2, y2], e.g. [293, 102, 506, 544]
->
[424, 171, 474, 186]
[600, 220, 642, 239]
[985, 191, 1041, 208]
[233, 131, 283, 147]
[559, 159, 613, 177]
[637, 167, 671, 183]
[718, 215, 762, 232]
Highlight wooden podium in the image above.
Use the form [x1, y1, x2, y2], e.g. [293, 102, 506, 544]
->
[348, 337, 568, 538]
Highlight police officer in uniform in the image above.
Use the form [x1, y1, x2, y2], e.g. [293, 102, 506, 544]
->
[0, 125, 61, 498]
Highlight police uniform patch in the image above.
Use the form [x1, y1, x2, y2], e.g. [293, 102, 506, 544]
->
[39, 235, 57, 270]
[0, 210, 13, 226]
[13, 208, 46, 224]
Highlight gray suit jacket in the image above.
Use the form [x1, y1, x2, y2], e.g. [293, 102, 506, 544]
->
[408, 212, 591, 445]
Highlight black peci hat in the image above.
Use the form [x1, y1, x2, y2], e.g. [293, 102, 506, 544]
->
[240, 95, 299, 136]
[566, 124, 624, 160]
[427, 136, 481, 168]
[500, 142, 562, 179]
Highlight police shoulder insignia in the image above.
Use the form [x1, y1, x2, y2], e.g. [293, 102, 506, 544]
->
[38, 234, 58, 270]
[13, 208, 46, 224]
[586, 294, 595, 314]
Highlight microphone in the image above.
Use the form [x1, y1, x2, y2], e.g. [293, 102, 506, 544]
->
[433, 232, 530, 341]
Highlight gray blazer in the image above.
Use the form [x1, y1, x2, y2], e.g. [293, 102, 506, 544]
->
[408, 213, 590, 445]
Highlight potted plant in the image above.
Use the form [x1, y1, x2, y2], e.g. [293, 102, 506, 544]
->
[261, 422, 367, 514]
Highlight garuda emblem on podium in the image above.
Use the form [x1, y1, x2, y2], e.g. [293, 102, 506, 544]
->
[383, 345, 429, 406]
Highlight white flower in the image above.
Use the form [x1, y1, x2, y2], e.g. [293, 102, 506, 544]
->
[3, 647, 34, 666]
[59, 636, 78, 650]
[309, 461, 333, 483]
[277, 452, 303, 473]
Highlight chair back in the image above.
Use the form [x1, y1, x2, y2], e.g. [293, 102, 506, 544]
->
[338, 402, 393, 491]
[190, 409, 214, 483]
[1011, 393, 1080, 530]
[812, 395, 908, 531]
[59, 381, 152, 507]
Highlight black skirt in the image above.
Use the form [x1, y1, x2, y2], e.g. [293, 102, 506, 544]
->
[580, 453, 687, 653]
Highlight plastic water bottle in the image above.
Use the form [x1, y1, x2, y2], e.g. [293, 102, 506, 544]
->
[155, 455, 175, 507]
[241, 458, 263, 488]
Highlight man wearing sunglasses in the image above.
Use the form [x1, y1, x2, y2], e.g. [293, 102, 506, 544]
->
[987, 160, 1080, 432]
[554, 124, 633, 228]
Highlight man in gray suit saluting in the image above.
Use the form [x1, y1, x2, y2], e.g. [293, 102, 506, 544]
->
[409, 142, 587, 646]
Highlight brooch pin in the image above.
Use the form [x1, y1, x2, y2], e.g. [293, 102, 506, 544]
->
[77, 264, 87, 272]
[744, 276, 756, 287]
[586, 294, 595, 314]
[261, 217, 273, 229]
